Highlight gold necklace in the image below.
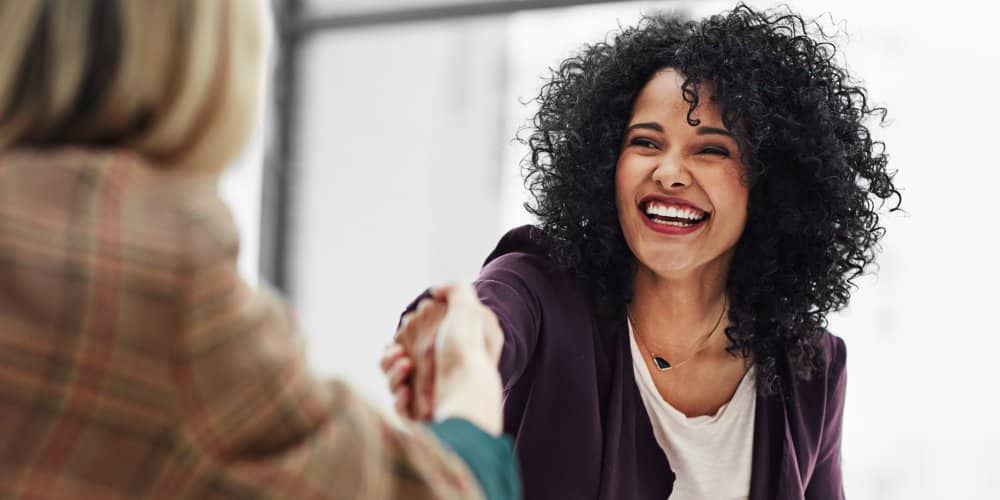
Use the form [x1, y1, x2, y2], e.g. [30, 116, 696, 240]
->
[628, 295, 728, 372]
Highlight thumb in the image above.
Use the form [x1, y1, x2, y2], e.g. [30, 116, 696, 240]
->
[431, 283, 479, 306]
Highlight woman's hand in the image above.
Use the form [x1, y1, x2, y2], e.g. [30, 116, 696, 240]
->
[387, 295, 443, 420]
[380, 342, 418, 418]
[386, 284, 503, 432]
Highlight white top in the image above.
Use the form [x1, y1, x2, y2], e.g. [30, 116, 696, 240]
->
[628, 320, 757, 500]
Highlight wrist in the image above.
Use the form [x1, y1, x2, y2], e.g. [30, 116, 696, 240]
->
[434, 364, 503, 436]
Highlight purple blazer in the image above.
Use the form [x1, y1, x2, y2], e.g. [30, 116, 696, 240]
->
[412, 225, 847, 500]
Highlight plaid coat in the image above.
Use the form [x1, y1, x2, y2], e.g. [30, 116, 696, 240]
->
[0, 149, 484, 499]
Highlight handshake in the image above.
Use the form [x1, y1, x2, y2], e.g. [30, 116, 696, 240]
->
[381, 284, 505, 435]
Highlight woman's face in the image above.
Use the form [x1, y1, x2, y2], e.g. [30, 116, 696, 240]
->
[615, 69, 749, 279]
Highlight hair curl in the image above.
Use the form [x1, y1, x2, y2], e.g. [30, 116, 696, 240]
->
[521, 4, 900, 395]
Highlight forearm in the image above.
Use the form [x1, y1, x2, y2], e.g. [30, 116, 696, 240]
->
[433, 349, 504, 435]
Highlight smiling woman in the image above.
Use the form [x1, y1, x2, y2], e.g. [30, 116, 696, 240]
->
[617, 69, 749, 279]
[384, 3, 900, 500]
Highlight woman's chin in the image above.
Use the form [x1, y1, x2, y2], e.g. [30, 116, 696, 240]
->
[636, 255, 702, 278]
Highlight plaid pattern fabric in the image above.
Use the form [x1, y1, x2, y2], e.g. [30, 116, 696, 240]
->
[0, 149, 484, 500]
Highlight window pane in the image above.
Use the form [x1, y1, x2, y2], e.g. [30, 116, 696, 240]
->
[291, 17, 508, 403]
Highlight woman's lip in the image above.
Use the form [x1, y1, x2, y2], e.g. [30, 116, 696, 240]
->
[639, 210, 707, 236]
[637, 195, 709, 214]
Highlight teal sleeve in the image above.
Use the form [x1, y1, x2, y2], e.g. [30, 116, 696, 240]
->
[429, 418, 522, 500]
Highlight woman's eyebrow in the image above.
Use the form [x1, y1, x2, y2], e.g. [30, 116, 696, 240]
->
[696, 126, 734, 137]
[625, 122, 663, 133]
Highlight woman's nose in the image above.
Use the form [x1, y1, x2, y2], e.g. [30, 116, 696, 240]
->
[652, 153, 692, 189]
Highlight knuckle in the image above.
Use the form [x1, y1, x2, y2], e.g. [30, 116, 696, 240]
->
[398, 313, 413, 329]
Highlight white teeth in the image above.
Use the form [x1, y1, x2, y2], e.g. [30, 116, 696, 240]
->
[645, 204, 665, 217]
[644, 202, 705, 221]
[651, 218, 695, 227]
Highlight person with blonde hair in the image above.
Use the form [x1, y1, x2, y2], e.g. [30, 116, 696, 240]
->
[0, 1, 518, 499]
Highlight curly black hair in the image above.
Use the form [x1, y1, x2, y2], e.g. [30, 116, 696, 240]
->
[521, 4, 900, 395]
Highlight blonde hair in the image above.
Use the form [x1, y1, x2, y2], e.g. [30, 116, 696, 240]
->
[0, 0, 267, 171]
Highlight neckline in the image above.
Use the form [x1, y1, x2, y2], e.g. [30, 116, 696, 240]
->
[627, 317, 755, 424]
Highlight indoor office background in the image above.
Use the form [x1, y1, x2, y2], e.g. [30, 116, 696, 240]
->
[219, 0, 999, 498]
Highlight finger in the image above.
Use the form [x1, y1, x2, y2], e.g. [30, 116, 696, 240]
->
[394, 386, 412, 417]
[441, 283, 479, 306]
[422, 392, 435, 421]
[388, 358, 413, 391]
[415, 297, 434, 314]
[405, 300, 447, 419]
[429, 283, 456, 301]
[380, 343, 405, 372]
[420, 374, 435, 421]
[413, 341, 436, 419]
[397, 312, 413, 332]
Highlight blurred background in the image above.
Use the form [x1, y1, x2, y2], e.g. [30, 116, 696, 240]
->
[220, 0, 1000, 498]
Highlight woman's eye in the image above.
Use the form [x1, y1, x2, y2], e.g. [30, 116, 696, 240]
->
[699, 146, 731, 157]
[630, 138, 659, 149]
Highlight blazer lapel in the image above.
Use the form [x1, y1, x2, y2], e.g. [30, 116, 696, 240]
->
[749, 390, 787, 500]
[598, 319, 674, 499]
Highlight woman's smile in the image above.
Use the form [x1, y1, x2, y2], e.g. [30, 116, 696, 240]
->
[638, 195, 711, 235]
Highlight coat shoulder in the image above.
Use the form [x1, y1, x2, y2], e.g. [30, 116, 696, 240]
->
[479, 225, 590, 311]
[818, 330, 847, 381]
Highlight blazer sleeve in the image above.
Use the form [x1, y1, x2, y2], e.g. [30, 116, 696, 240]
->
[474, 252, 548, 392]
[169, 209, 488, 500]
[805, 335, 848, 500]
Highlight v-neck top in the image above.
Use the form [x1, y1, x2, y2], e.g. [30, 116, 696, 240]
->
[628, 320, 756, 499]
